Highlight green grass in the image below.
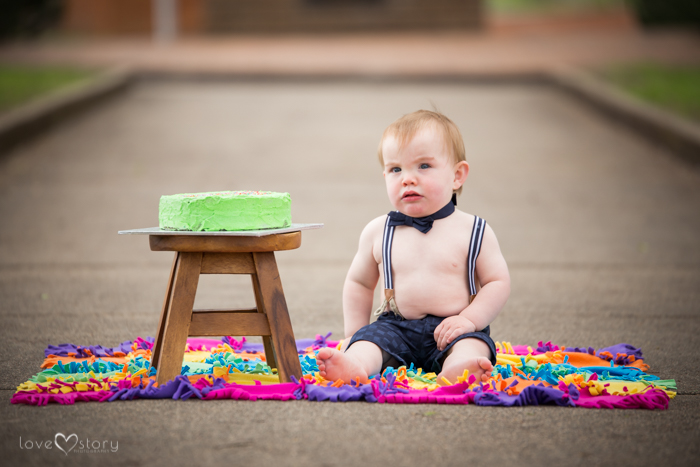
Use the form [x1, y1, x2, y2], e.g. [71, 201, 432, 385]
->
[487, 0, 628, 15]
[0, 64, 94, 113]
[601, 64, 700, 122]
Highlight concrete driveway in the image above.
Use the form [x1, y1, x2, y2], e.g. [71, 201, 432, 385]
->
[1, 79, 699, 465]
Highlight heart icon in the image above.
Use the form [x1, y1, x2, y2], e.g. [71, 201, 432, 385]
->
[54, 433, 78, 455]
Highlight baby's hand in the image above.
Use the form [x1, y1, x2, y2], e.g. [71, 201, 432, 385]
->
[434, 315, 477, 351]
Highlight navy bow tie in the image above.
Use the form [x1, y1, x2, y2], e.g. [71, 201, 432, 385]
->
[387, 196, 456, 234]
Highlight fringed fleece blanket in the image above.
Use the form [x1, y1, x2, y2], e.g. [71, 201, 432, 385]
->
[11, 334, 676, 409]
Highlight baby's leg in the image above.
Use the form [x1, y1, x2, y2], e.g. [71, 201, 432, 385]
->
[438, 338, 493, 385]
[316, 341, 383, 384]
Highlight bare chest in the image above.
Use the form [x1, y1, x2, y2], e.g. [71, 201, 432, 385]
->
[373, 215, 474, 277]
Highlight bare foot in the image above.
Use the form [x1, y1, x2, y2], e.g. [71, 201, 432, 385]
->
[438, 356, 493, 386]
[316, 348, 369, 384]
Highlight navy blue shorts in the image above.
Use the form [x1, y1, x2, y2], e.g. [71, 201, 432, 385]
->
[347, 312, 497, 374]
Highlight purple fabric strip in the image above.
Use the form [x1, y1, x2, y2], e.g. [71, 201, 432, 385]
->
[44, 334, 341, 358]
[564, 343, 643, 364]
[44, 339, 146, 358]
[473, 384, 576, 407]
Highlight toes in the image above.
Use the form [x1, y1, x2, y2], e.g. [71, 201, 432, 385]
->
[478, 357, 493, 371]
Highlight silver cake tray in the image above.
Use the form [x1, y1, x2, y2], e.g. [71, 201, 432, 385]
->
[118, 223, 324, 237]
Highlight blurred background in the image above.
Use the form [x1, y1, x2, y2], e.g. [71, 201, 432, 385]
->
[0, 0, 699, 121]
[1, 0, 699, 37]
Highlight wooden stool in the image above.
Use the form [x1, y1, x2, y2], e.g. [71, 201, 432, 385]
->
[148, 232, 303, 385]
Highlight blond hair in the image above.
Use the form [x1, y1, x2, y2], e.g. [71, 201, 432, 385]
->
[377, 110, 467, 194]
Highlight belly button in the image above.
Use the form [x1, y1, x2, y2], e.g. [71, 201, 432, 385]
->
[452, 263, 458, 268]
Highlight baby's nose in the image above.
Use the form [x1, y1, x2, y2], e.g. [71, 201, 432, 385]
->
[402, 172, 417, 185]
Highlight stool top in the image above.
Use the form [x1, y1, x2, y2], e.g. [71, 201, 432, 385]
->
[118, 223, 323, 237]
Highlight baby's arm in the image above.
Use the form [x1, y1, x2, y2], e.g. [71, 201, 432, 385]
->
[342, 218, 382, 340]
[434, 223, 510, 351]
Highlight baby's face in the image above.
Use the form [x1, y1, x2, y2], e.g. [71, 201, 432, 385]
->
[382, 125, 465, 217]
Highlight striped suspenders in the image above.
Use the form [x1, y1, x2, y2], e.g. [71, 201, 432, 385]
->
[374, 214, 487, 316]
[381, 215, 396, 292]
[374, 215, 401, 317]
[467, 216, 486, 301]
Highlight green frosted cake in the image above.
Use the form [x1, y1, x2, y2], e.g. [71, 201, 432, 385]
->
[159, 191, 291, 231]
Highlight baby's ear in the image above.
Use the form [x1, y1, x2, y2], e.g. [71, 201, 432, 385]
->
[453, 161, 469, 190]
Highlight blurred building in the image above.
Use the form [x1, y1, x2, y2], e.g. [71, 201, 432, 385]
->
[62, 0, 483, 36]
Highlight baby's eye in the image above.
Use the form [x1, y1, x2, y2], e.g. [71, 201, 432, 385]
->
[419, 163, 431, 169]
[390, 167, 401, 173]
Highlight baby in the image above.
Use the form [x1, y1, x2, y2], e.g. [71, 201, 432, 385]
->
[316, 110, 510, 385]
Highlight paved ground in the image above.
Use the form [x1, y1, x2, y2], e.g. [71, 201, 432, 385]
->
[1, 80, 699, 465]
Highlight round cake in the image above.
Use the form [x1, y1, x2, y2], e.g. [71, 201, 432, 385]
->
[159, 191, 291, 231]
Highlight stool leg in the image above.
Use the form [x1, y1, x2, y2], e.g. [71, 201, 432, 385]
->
[151, 252, 179, 370]
[155, 252, 202, 386]
[251, 275, 278, 370]
[252, 252, 302, 383]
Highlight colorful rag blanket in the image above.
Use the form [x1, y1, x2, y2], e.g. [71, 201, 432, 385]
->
[11, 334, 676, 409]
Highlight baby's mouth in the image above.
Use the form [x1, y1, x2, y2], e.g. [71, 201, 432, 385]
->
[402, 191, 421, 200]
